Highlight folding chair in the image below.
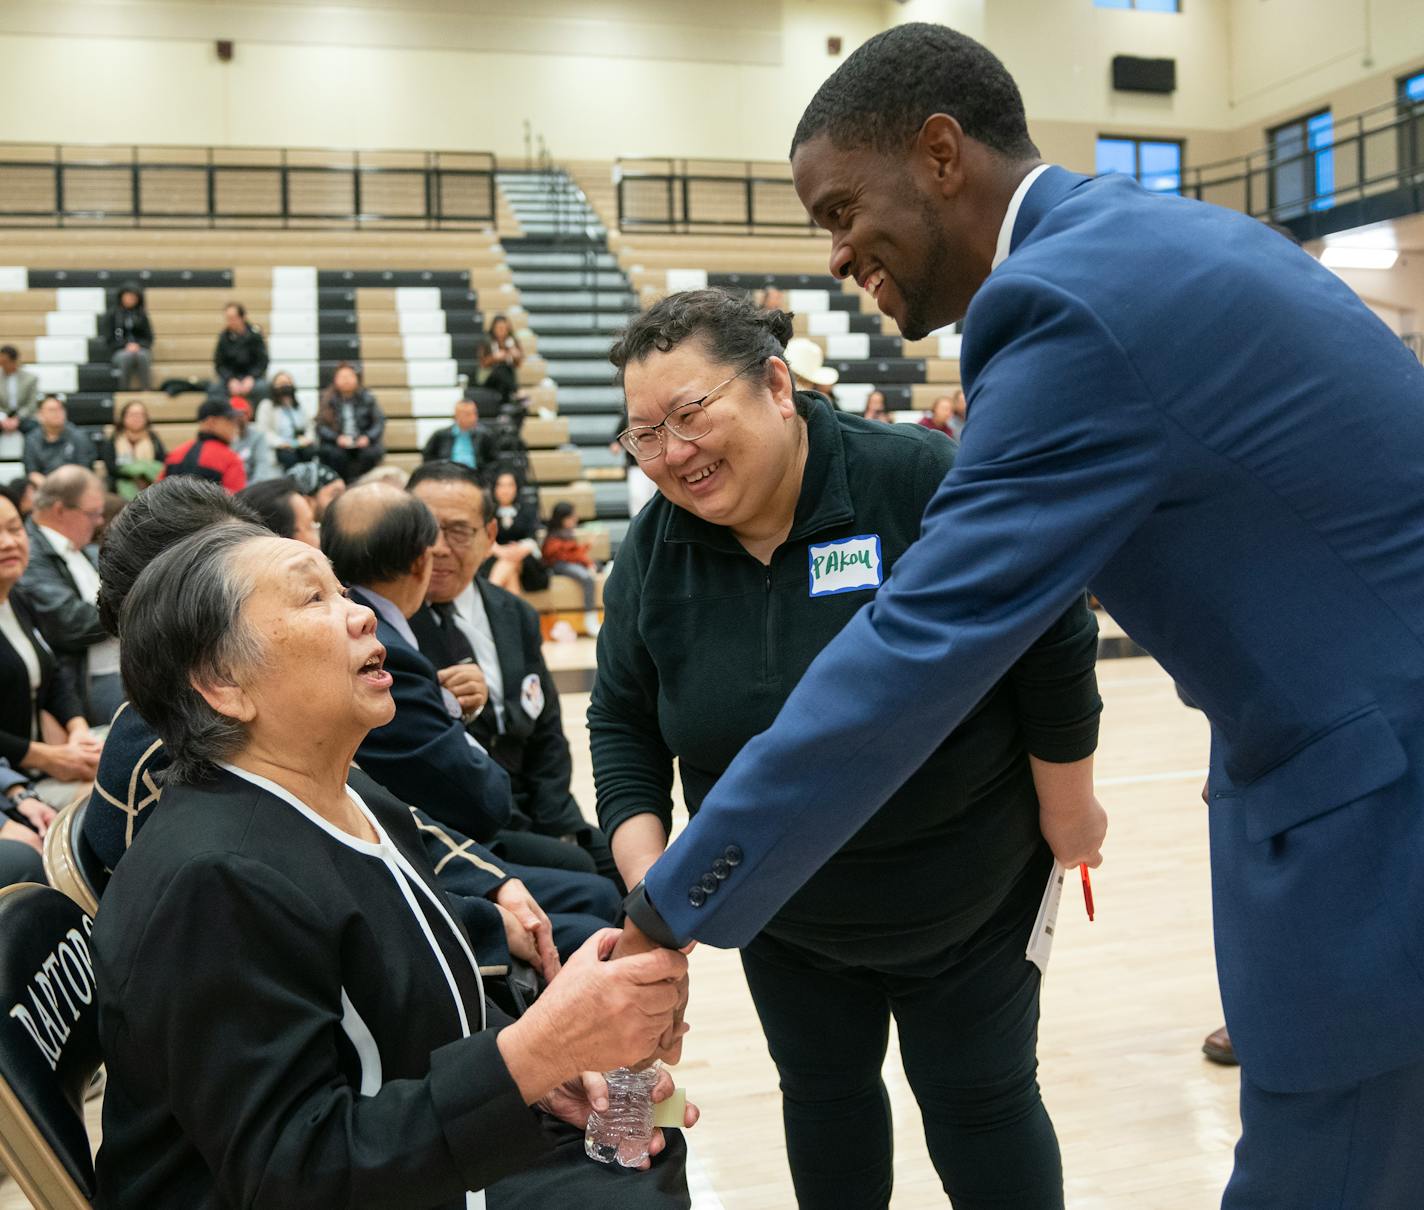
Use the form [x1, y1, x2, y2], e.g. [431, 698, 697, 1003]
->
[0, 883, 101, 1208]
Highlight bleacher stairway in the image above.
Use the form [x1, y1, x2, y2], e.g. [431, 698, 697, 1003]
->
[496, 172, 636, 540]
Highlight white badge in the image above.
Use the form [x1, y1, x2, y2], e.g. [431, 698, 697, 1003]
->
[808, 534, 883, 597]
[520, 673, 545, 720]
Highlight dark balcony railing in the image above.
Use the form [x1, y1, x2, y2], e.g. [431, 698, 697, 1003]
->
[615, 157, 819, 235]
[1178, 95, 1424, 238]
[0, 143, 498, 230]
[616, 93, 1424, 240]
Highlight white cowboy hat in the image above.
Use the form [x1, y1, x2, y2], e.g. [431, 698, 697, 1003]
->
[782, 337, 840, 388]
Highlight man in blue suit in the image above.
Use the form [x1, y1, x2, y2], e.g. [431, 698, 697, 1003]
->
[620, 24, 1424, 1207]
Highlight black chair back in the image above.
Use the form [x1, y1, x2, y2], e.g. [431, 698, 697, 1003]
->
[0, 883, 100, 1207]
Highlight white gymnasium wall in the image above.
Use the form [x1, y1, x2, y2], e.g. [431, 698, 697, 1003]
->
[0, 0, 1420, 173]
[0, 0, 883, 161]
[1225, 0, 1424, 129]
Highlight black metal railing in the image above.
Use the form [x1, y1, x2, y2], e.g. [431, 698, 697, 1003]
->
[615, 93, 1424, 237]
[1173, 95, 1423, 233]
[615, 157, 819, 235]
[0, 143, 499, 229]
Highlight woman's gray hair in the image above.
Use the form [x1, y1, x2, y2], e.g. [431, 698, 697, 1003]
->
[119, 522, 270, 784]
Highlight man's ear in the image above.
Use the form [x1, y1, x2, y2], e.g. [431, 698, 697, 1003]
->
[191, 674, 256, 724]
[916, 113, 968, 199]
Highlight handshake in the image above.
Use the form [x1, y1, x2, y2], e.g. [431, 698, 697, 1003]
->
[495, 926, 698, 1166]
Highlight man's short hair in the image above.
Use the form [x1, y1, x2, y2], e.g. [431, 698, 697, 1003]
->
[33, 465, 99, 514]
[790, 23, 1038, 161]
[321, 485, 438, 586]
[0, 345, 17, 361]
[407, 460, 495, 526]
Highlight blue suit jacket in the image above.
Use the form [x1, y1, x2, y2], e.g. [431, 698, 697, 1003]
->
[644, 167, 1424, 1093]
[349, 587, 512, 843]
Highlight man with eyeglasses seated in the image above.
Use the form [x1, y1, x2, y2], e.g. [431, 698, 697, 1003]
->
[407, 461, 621, 887]
[19, 465, 125, 723]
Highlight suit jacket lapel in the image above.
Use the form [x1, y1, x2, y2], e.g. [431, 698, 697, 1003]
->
[475, 579, 534, 739]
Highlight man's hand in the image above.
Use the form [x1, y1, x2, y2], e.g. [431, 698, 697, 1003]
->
[0, 820, 41, 855]
[355, 435, 371, 448]
[438, 663, 489, 718]
[0, 416, 18, 433]
[492, 878, 559, 982]
[613, 919, 691, 1066]
[1039, 794, 1107, 870]
[27, 741, 99, 783]
[495, 930, 688, 1104]
[539, 1067, 699, 1170]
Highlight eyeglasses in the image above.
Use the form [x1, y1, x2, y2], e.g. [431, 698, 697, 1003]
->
[617, 357, 764, 461]
[437, 521, 478, 551]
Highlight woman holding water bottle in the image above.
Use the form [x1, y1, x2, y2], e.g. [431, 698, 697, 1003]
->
[589, 289, 1104, 1210]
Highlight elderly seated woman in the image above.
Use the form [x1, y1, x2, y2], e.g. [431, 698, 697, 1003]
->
[92, 524, 696, 1210]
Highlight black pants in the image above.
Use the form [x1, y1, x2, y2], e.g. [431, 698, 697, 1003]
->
[319, 444, 383, 483]
[0, 838, 44, 888]
[486, 1119, 689, 1209]
[739, 861, 1061, 1210]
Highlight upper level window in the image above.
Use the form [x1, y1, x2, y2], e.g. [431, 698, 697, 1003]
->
[1268, 110, 1334, 218]
[1096, 136, 1183, 194]
[1095, 0, 1180, 11]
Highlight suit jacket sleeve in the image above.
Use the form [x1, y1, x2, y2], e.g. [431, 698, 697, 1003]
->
[643, 273, 1169, 946]
[510, 600, 586, 837]
[105, 855, 547, 1206]
[356, 646, 513, 842]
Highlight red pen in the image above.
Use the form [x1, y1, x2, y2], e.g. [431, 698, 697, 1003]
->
[1079, 864, 1095, 922]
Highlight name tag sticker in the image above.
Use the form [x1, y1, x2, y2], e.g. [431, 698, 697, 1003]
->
[808, 534, 883, 598]
[520, 673, 545, 720]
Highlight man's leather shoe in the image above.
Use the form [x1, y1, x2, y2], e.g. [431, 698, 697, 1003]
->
[1202, 1025, 1238, 1066]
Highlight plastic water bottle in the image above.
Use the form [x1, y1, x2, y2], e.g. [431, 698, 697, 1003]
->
[584, 1064, 659, 1167]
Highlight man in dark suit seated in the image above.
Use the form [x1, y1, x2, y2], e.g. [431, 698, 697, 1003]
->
[320, 482, 619, 927]
[407, 461, 620, 887]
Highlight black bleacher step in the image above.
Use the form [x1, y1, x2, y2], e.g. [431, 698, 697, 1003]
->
[511, 271, 628, 290]
[829, 359, 926, 384]
[65, 396, 116, 426]
[317, 310, 358, 335]
[439, 289, 481, 308]
[825, 295, 860, 313]
[444, 313, 484, 334]
[318, 336, 362, 359]
[505, 252, 619, 271]
[708, 272, 842, 291]
[567, 415, 621, 445]
[517, 293, 637, 313]
[76, 364, 118, 391]
[862, 336, 904, 358]
[578, 446, 624, 471]
[316, 288, 358, 306]
[554, 396, 625, 416]
[27, 269, 234, 290]
[524, 313, 629, 334]
[500, 235, 608, 252]
[317, 270, 471, 288]
[843, 313, 884, 335]
[592, 481, 630, 520]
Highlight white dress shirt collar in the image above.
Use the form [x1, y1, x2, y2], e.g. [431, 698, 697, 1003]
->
[992, 163, 1052, 271]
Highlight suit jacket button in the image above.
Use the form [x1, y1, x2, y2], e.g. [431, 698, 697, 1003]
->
[688, 886, 707, 908]
[699, 873, 719, 894]
[711, 858, 731, 880]
[724, 845, 743, 866]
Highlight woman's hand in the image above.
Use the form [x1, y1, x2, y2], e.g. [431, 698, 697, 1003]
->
[495, 930, 689, 1104]
[12, 795, 56, 838]
[1039, 794, 1107, 869]
[26, 741, 99, 783]
[0, 820, 41, 855]
[437, 663, 488, 718]
[492, 878, 560, 982]
[539, 1067, 699, 1170]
